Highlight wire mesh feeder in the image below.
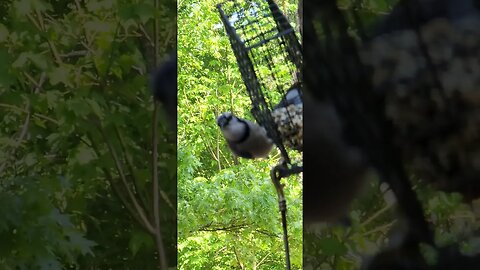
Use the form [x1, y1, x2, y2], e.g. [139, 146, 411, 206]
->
[217, 0, 303, 164]
[217, 0, 302, 269]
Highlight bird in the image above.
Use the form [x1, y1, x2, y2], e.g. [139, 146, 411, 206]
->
[272, 84, 303, 151]
[216, 112, 274, 159]
[273, 84, 303, 110]
[151, 53, 177, 128]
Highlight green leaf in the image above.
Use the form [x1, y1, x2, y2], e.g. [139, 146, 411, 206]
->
[65, 230, 96, 256]
[45, 90, 60, 109]
[24, 153, 37, 166]
[135, 3, 155, 24]
[67, 98, 91, 117]
[318, 237, 347, 256]
[86, 99, 104, 119]
[33, 117, 46, 128]
[74, 146, 95, 165]
[28, 53, 49, 70]
[48, 66, 71, 86]
[0, 24, 9, 43]
[13, 0, 33, 16]
[118, 3, 136, 21]
[129, 230, 154, 256]
[12, 52, 29, 68]
[36, 256, 61, 270]
[0, 48, 14, 86]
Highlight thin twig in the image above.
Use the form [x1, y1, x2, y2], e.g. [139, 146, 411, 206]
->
[114, 126, 152, 217]
[0, 103, 59, 125]
[60, 50, 88, 58]
[31, 9, 63, 65]
[233, 246, 246, 270]
[160, 189, 176, 213]
[0, 104, 31, 175]
[363, 220, 396, 237]
[87, 133, 149, 232]
[257, 253, 271, 268]
[360, 203, 393, 228]
[99, 124, 155, 234]
[138, 24, 155, 47]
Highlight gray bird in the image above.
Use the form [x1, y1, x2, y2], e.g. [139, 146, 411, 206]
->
[272, 84, 304, 151]
[274, 84, 303, 109]
[217, 112, 274, 159]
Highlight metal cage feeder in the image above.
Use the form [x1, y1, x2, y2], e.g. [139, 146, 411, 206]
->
[217, 0, 303, 166]
[217, 1, 303, 269]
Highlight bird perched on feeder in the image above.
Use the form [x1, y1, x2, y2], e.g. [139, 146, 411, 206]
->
[151, 53, 177, 128]
[274, 84, 303, 109]
[272, 84, 304, 151]
[217, 112, 273, 159]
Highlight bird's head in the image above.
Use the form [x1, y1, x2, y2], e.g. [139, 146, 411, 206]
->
[217, 112, 234, 128]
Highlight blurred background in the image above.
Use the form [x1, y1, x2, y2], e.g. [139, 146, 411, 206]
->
[0, 0, 177, 269]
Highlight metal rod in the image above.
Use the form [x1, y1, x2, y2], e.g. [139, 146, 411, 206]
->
[280, 199, 291, 270]
[271, 163, 297, 270]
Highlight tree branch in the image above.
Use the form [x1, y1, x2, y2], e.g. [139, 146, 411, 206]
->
[87, 132, 152, 233]
[198, 222, 251, 232]
[113, 126, 152, 217]
[0, 103, 59, 125]
[98, 124, 155, 234]
[233, 246, 246, 270]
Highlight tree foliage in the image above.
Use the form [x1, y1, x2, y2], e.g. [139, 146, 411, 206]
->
[0, 0, 176, 268]
[177, 0, 302, 269]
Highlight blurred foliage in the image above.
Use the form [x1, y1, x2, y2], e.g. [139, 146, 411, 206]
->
[303, 1, 480, 269]
[0, 0, 176, 268]
[177, 0, 302, 269]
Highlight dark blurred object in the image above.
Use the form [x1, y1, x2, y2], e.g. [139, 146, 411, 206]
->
[303, 0, 434, 244]
[372, 0, 480, 36]
[303, 91, 370, 223]
[364, 243, 480, 270]
[433, 245, 480, 270]
[304, 0, 480, 268]
[362, 9, 480, 202]
[151, 53, 177, 128]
